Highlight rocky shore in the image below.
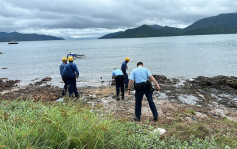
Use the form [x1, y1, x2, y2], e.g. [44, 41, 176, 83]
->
[0, 75, 236, 143]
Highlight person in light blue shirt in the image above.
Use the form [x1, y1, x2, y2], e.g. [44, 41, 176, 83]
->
[63, 56, 79, 97]
[128, 62, 160, 122]
[112, 68, 125, 100]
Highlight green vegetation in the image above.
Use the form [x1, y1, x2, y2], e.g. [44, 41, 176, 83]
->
[0, 99, 233, 148]
[99, 13, 237, 39]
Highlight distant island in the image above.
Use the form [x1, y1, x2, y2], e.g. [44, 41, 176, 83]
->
[99, 13, 237, 39]
[0, 32, 64, 42]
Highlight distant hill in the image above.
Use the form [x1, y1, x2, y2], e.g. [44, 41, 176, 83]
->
[100, 25, 183, 38]
[99, 13, 237, 39]
[99, 31, 123, 39]
[0, 32, 64, 42]
[185, 13, 237, 31]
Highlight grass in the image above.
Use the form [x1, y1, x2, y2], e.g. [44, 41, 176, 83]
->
[0, 99, 232, 149]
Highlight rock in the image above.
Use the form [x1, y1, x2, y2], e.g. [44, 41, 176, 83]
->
[41, 77, 52, 82]
[1, 68, 8, 69]
[185, 117, 194, 124]
[193, 75, 237, 89]
[211, 109, 226, 117]
[153, 75, 167, 83]
[0, 78, 20, 92]
[89, 94, 97, 99]
[0, 52, 4, 54]
[195, 112, 208, 119]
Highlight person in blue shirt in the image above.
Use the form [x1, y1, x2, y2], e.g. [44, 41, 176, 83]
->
[112, 68, 125, 100]
[121, 57, 130, 88]
[63, 56, 79, 97]
[59, 57, 68, 96]
[128, 62, 160, 122]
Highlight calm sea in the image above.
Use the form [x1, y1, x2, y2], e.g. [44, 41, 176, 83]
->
[1, 34, 237, 87]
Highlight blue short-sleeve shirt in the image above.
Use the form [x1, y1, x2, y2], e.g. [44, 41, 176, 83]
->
[112, 69, 124, 77]
[129, 66, 152, 83]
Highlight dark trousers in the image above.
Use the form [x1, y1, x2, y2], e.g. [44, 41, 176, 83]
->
[135, 89, 158, 120]
[115, 76, 125, 99]
[62, 77, 68, 96]
[67, 77, 78, 97]
[124, 73, 128, 88]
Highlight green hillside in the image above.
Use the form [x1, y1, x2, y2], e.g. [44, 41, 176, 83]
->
[0, 32, 64, 42]
[99, 13, 237, 39]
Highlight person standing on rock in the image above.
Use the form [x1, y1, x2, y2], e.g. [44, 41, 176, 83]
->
[112, 68, 125, 100]
[63, 56, 79, 98]
[121, 57, 130, 89]
[128, 62, 160, 122]
[59, 57, 68, 96]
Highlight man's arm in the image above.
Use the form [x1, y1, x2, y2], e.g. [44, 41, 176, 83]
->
[128, 79, 133, 95]
[74, 64, 79, 78]
[149, 75, 160, 90]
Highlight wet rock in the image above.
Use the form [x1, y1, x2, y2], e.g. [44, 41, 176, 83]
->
[0, 78, 20, 92]
[153, 75, 167, 83]
[193, 75, 237, 89]
[35, 77, 52, 86]
[41, 77, 52, 82]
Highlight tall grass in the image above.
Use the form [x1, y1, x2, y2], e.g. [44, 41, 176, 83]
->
[0, 99, 224, 149]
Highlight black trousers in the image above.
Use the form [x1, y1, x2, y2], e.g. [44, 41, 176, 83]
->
[135, 89, 158, 120]
[67, 77, 79, 97]
[62, 76, 68, 96]
[115, 75, 125, 99]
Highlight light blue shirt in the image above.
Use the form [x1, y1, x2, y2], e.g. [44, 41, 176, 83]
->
[112, 69, 124, 77]
[129, 66, 152, 83]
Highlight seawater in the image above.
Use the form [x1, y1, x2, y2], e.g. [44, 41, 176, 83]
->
[1, 34, 237, 87]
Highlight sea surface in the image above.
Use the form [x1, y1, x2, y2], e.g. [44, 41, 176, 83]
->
[1, 34, 237, 87]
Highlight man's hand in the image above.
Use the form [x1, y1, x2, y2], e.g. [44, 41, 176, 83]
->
[156, 84, 160, 90]
[76, 75, 79, 79]
[128, 89, 131, 95]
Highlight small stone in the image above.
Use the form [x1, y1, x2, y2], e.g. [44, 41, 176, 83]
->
[185, 117, 194, 124]
[195, 112, 208, 119]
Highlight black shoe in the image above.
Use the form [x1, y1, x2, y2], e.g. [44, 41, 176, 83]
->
[153, 117, 158, 121]
[116, 97, 120, 100]
[133, 117, 140, 122]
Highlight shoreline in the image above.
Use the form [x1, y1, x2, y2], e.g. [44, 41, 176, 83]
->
[1, 75, 236, 116]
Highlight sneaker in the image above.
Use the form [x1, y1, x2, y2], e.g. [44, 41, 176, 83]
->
[153, 117, 158, 121]
[116, 97, 120, 100]
[133, 117, 140, 122]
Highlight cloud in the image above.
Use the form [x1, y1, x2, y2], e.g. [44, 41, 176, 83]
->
[0, 0, 237, 38]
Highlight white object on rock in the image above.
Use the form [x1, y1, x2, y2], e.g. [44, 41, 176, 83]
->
[56, 98, 64, 102]
[153, 128, 166, 135]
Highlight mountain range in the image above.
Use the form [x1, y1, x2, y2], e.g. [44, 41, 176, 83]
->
[99, 13, 237, 39]
[0, 32, 64, 42]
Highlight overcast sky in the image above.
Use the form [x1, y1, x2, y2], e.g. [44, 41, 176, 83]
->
[0, 0, 237, 39]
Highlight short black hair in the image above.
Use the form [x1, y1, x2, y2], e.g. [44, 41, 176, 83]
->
[137, 62, 143, 66]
